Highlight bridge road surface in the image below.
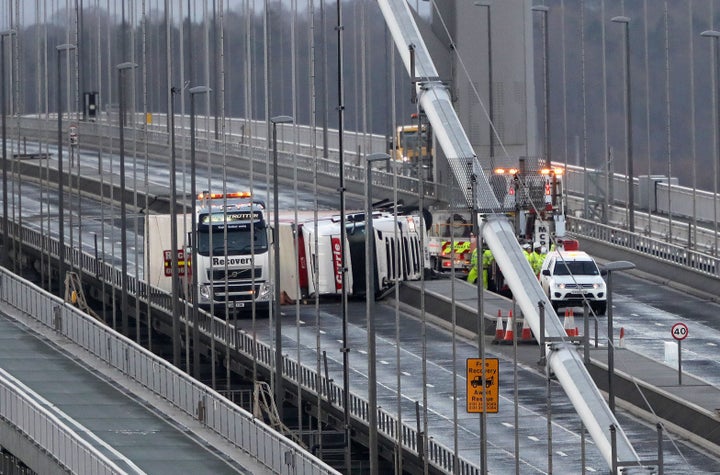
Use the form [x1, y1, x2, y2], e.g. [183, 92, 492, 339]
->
[254, 297, 720, 474]
[8, 141, 720, 471]
[0, 307, 270, 474]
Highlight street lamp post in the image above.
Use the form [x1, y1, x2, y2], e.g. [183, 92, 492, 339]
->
[170, 86, 181, 367]
[612, 16, 634, 233]
[189, 85, 212, 378]
[532, 6, 551, 167]
[475, 2, 494, 160]
[270, 115, 294, 414]
[56, 44, 75, 291]
[365, 152, 391, 475]
[1, 30, 15, 269]
[601, 260, 635, 414]
[701, 30, 720, 255]
[117, 61, 137, 337]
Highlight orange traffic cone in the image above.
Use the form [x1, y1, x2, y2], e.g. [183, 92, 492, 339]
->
[568, 309, 578, 337]
[502, 310, 515, 343]
[520, 316, 534, 343]
[494, 310, 505, 342]
[563, 309, 571, 335]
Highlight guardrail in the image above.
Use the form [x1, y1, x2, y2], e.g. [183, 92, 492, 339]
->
[567, 216, 719, 279]
[0, 264, 339, 475]
[10, 218, 480, 474]
[0, 366, 126, 475]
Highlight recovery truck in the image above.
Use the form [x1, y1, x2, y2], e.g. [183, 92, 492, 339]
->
[426, 210, 475, 275]
[483, 159, 566, 293]
[389, 113, 434, 180]
[146, 191, 273, 315]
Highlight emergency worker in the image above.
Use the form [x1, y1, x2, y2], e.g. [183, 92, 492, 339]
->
[467, 247, 479, 284]
[522, 243, 533, 267]
[532, 242, 545, 275]
[482, 247, 494, 289]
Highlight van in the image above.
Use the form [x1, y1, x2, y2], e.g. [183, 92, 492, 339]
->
[539, 250, 607, 315]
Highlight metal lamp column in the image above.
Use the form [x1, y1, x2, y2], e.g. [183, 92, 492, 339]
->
[532, 5, 551, 167]
[602, 260, 635, 414]
[365, 152, 390, 475]
[56, 43, 76, 290]
[474, 2, 494, 160]
[270, 115, 294, 414]
[189, 85, 211, 378]
[701, 29, 720, 255]
[117, 61, 137, 337]
[1, 30, 15, 269]
[612, 16, 634, 233]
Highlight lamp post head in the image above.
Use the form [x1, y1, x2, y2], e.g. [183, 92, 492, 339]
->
[701, 30, 720, 38]
[367, 152, 391, 164]
[474, 1, 491, 7]
[117, 62, 138, 71]
[0, 30, 16, 38]
[189, 85, 212, 95]
[271, 115, 294, 125]
[56, 43, 76, 52]
[531, 5, 549, 13]
[601, 260, 636, 273]
[611, 16, 630, 24]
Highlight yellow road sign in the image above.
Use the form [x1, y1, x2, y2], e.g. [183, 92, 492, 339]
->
[466, 357, 499, 413]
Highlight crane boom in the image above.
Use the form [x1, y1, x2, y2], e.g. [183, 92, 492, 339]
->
[376, 1, 648, 472]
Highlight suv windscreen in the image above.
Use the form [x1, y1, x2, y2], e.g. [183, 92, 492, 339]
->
[552, 260, 599, 276]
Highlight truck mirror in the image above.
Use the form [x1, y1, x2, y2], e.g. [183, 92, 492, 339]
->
[541, 269, 550, 276]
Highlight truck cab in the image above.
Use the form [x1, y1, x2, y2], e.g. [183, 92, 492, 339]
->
[192, 192, 272, 315]
[539, 250, 607, 315]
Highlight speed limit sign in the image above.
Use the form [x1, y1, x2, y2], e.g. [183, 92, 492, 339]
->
[671, 322, 688, 341]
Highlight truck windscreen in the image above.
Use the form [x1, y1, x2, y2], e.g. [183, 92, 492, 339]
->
[196, 226, 268, 256]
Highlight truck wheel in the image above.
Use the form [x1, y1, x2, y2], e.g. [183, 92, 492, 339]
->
[593, 302, 607, 316]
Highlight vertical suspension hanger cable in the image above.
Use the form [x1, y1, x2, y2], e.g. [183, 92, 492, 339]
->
[141, 0, 153, 350]
[178, 0, 192, 374]
[390, 30, 403, 475]
[245, 0, 259, 399]
[664, 2, 673, 244]
[308, 0, 325, 456]
[218, 0, 233, 393]
[687, 0, 698, 249]
[289, 0, 304, 445]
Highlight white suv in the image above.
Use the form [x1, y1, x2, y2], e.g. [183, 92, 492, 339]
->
[539, 250, 607, 315]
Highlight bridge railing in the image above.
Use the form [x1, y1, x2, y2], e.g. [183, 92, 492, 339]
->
[567, 216, 719, 279]
[10, 212, 483, 474]
[0, 367, 126, 475]
[0, 263, 339, 475]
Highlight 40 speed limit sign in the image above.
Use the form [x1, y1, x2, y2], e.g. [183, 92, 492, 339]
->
[671, 322, 688, 341]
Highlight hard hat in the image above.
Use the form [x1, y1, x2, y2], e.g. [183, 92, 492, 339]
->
[522, 243, 531, 250]
[533, 242, 541, 249]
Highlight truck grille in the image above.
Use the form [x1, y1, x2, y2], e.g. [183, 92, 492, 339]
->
[208, 268, 261, 281]
[212, 282, 263, 301]
[564, 283, 595, 289]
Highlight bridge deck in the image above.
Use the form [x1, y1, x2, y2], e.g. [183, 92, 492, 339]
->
[0, 306, 265, 475]
[401, 278, 720, 454]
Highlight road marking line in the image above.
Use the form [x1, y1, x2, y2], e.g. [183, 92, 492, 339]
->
[502, 422, 514, 429]
[528, 436, 540, 442]
[556, 451, 568, 457]
[402, 371, 411, 376]
[380, 360, 389, 365]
